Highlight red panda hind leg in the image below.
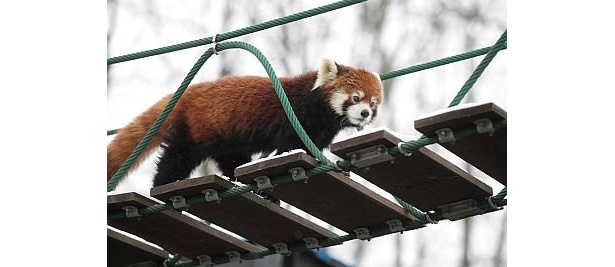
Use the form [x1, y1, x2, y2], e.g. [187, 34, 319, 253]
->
[211, 153, 253, 181]
[152, 123, 209, 186]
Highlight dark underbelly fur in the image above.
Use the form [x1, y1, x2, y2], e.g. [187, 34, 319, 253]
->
[152, 91, 344, 187]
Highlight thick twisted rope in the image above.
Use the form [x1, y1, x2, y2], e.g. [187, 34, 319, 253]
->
[448, 30, 507, 107]
[107, 0, 366, 65]
[108, 43, 508, 136]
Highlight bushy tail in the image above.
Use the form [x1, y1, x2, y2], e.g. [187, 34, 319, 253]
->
[107, 95, 172, 182]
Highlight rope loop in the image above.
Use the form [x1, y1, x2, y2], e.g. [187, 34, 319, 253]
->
[212, 34, 220, 55]
[397, 142, 412, 156]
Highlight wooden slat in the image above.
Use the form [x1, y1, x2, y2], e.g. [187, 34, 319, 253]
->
[107, 192, 261, 258]
[330, 129, 493, 211]
[107, 228, 169, 267]
[150, 175, 337, 247]
[414, 102, 507, 185]
[234, 153, 421, 233]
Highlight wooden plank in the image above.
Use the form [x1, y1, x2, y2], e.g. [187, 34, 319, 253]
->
[150, 175, 337, 247]
[107, 228, 169, 267]
[234, 153, 421, 233]
[107, 192, 261, 258]
[414, 102, 507, 185]
[330, 129, 493, 212]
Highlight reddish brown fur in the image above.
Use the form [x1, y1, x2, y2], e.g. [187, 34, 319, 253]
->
[107, 73, 321, 181]
[176, 73, 319, 142]
[107, 95, 172, 181]
[107, 64, 384, 184]
[328, 67, 384, 107]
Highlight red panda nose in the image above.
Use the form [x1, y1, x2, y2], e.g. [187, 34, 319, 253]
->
[361, 109, 370, 118]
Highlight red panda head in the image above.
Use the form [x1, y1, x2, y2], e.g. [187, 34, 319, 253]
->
[312, 59, 384, 127]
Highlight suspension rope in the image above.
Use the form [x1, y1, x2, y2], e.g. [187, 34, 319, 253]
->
[448, 30, 507, 107]
[107, 0, 366, 65]
[107, 42, 508, 136]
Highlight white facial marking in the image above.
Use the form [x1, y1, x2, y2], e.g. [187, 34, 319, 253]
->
[329, 90, 348, 115]
[347, 102, 372, 126]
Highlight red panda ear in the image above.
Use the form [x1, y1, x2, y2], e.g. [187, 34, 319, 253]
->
[312, 58, 338, 91]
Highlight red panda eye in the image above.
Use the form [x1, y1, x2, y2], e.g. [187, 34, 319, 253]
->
[370, 101, 376, 108]
[353, 96, 360, 102]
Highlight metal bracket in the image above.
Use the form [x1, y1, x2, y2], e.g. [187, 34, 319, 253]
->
[353, 227, 371, 240]
[303, 237, 320, 249]
[435, 128, 456, 144]
[226, 251, 241, 263]
[474, 118, 495, 136]
[169, 196, 189, 209]
[346, 144, 395, 168]
[196, 255, 212, 267]
[386, 219, 404, 233]
[289, 167, 308, 182]
[122, 206, 140, 218]
[273, 242, 290, 255]
[202, 189, 220, 202]
[254, 176, 273, 190]
[440, 199, 484, 221]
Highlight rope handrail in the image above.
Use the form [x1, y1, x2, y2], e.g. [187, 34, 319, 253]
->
[107, 0, 366, 65]
[448, 30, 507, 107]
[107, 43, 508, 136]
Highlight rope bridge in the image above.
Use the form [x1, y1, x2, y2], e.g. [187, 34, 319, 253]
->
[107, 0, 507, 266]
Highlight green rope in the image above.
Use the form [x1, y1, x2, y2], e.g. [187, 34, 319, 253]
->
[107, 129, 118, 136]
[448, 30, 507, 107]
[107, 0, 366, 65]
[379, 43, 507, 81]
[106, 47, 216, 192]
[107, 41, 332, 191]
[107, 43, 508, 136]
[219, 42, 332, 165]
[492, 186, 507, 206]
[109, 121, 508, 266]
[108, 120, 506, 220]
[396, 120, 506, 156]
[169, 219, 424, 267]
[387, 30, 506, 214]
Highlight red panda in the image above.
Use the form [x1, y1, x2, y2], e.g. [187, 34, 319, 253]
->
[107, 59, 384, 187]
